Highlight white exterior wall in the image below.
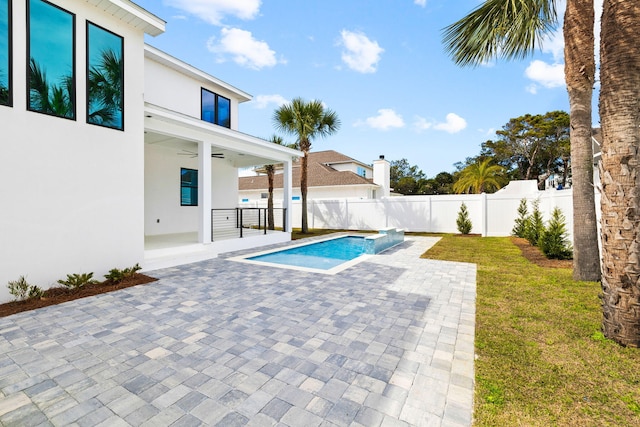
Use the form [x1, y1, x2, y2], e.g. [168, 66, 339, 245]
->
[144, 58, 240, 130]
[0, 1, 149, 301]
[330, 163, 372, 179]
[145, 144, 239, 236]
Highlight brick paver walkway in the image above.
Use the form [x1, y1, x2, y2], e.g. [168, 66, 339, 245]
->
[0, 236, 476, 426]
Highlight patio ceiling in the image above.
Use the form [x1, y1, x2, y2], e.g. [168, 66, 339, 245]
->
[144, 103, 302, 169]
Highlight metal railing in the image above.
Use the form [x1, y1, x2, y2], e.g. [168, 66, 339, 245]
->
[211, 208, 287, 241]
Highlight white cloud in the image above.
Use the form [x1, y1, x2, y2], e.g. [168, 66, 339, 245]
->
[413, 116, 433, 131]
[339, 30, 384, 73]
[434, 113, 467, 134]
[206, 28, 283, 70]
[252, 94, 288, 109]
[525, 60, 565, 89]
[359, 109, 405, 130]
[541, 28, 564, 62]
[414, 0, 427, 6]
[165, 0, 261, 25]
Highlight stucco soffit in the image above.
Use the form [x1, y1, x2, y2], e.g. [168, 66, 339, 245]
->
[144, 103, 302, 162]
[87, 0, 165, 36]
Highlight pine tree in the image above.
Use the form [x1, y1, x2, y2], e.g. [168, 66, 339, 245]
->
[456, 202, 473, 234]
[539, 207, 573, 260]
[524, 199, 544, 246]
[512, 198, 529, 238]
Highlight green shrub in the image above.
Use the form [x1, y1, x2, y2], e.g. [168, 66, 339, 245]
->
[524, 199, 545, 246]
[57, 272, 97, 290]
[7, 276, 43, 301]
[104, 263, 142, 283]
[456, 202, 473, 234]
[539, 207, 573, 260]
[512, 198, 529, 238]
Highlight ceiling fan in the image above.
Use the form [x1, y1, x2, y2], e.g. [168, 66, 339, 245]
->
[177, 149, 224, 159]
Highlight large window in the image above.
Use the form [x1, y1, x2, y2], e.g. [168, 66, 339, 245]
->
[201, 88, 230, 128]
[180, 168, 198, 206]
[0, 0, 11, 107]
[27, 0, 75, 119]
[87, 22, 123, 130]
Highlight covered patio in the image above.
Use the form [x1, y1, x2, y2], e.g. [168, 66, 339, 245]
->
[142, 103, 301, 270]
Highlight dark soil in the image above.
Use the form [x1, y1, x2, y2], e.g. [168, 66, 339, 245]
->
[511, 236, 573, 269]
[0, 274, 157, 318]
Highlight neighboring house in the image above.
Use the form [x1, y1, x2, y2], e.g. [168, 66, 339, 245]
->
[239, 150, 391, 203]
[0, 0, 301, 302]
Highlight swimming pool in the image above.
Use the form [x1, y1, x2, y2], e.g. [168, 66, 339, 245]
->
[229, 231, 405, 274]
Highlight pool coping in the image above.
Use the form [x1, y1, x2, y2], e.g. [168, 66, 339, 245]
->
[226, 233, 401, 275]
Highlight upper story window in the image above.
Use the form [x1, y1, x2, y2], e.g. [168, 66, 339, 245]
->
[0, 0, 11, 107]
[180, 168, 198, 206]
[357, 166, 366, 177]
[27, 0, 75, 120]
[201, 88, 230, 128]
[87, 22, 124, 130]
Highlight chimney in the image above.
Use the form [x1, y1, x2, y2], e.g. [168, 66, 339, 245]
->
[373, 155, 390, 198]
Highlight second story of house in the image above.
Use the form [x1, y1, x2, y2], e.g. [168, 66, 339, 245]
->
[144, 45, 251, 132]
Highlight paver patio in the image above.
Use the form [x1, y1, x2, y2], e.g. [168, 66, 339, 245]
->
[0, 236, 476, 426]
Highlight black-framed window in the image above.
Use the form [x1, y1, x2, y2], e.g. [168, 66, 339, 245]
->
[201, 88, 230, 128]
[0, 0, 11, 107]
[27, 0, 75, 119]
[180, 168, 198, 206]
[87, 21, 124, 130]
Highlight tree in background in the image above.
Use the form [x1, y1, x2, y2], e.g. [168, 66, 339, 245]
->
[273, 98, 340, 234]
[480, 111, 570, 187]
[453, 159, 504, 194]
[390, 159, 426, 195]
[443, 0, 599, 282]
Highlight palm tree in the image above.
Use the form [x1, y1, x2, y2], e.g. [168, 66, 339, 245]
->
[443, 0, 600, 282]
[264, 135, 285, 230]
[88, 48, 123, 127]
[273, 98, 340, 233]
[453, 159, 504, 194]
[598, 1, 640, 347]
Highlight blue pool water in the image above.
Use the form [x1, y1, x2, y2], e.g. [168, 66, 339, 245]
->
[248, 236, 366, 270]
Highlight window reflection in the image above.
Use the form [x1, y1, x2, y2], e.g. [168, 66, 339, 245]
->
[201, 88, 230, 128]
[0, 0, 11, 107]
[27, 0, 75, 119]
[87, 22, 123, 130]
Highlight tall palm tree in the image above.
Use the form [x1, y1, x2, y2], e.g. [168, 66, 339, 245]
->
[443, 0, 600, 282]
[88, 48, 123, 127]
[264, 135, 285, 230]
[598, 1, 640, 347]
[273, 98, 340, 234]
[453, 158, 504, 194]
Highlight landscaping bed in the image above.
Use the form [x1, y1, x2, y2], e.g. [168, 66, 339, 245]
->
[0, 274, 157, 318]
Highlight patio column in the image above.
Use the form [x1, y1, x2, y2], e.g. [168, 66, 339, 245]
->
[198, 142, 212, 244]
[282, 159, 293, 232]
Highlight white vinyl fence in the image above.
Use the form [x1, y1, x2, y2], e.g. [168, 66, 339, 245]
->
[243, 189, 575, 242]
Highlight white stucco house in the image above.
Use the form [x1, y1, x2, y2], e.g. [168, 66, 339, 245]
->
[239, 151, 392, 204]
[0, 0, 301, 302]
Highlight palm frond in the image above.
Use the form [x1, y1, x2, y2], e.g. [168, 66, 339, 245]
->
[442, 0, 558, 67]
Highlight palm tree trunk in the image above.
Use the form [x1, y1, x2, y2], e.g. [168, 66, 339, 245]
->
[301, 151, 309, 233]
[564, 0, 600, 281]
[267, 169, 275, 230]
[599, 0, 640, 347]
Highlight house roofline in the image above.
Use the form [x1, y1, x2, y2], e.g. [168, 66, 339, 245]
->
[144, 45, 253, 102]
[87, 0, 166, 36]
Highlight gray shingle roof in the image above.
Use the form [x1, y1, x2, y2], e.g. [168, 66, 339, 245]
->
[239, 150, 375, 190]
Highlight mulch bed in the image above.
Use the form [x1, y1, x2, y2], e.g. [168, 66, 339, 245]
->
[511, 236, 573, 269]
[0, 274, 157, 318]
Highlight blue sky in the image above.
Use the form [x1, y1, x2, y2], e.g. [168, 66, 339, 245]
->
[135, 0, 600, 177]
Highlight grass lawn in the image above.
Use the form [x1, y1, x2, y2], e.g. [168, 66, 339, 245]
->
[423, 235, 640, 426]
